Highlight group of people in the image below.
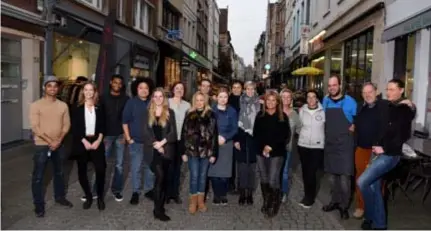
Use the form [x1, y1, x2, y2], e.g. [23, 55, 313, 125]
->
[30, 73, 415, 229]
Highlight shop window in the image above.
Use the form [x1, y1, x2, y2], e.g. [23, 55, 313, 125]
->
[330, 44, 342, 76]
[343, 29, 373, 100]
[164, 57, 180, 89]
[404, 34, 416, 99]
[79, 0, 102, 10]
[134, 0, 154, 35]
[52, 33, 100, 81]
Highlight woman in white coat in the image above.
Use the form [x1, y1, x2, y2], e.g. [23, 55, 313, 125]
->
[297, 89, 325, 209]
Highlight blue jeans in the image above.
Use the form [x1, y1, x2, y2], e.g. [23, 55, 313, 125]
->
[31, 145, 66, 206]
[211, 177, 229, 197]
[129, 142, 154, 194]
[188, 156, 210, 194]
[92, 135, 125, 194]
[281, 151, 292, 194]
[357, 153, 400, 229]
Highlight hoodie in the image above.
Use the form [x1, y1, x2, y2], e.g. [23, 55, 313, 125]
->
[100, 93, 129, 136]
[298, 103, 325, 149]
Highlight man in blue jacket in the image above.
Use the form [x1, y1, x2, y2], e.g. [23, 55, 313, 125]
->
[321, 76, 357, 220]
[122, 78, 155, 205]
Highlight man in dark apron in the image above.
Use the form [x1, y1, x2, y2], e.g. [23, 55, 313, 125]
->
[322, 76, 357, 220]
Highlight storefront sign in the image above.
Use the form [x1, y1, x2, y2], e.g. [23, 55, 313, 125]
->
[310, 37, 324, 54]
[382, 8, 431, 42]
[132, 55, 150, 70]
[181, 44, 211, 69]
[166, 30, 183, 41]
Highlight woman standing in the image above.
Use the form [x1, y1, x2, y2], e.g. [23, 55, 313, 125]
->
[236, 81, 261, 205]
[254, 90, 291, 218]
[71, 82, 106, 210]
[297, 90, 325, 208]
[181, 91, 218, 214]
[167, 82, 191, 204]
[280, 89, 301, 203]
[208, 87, 238, 205]
[143, 88, 177, 221]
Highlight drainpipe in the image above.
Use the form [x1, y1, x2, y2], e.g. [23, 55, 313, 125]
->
[43, 0, 57, 77]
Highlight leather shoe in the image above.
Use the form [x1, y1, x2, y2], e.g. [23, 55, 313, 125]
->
[97, 198, 105, 211]
[322, 203, 339, 212]
[339, 208, 350, 220]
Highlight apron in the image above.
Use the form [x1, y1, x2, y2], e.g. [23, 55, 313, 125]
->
[208, 141, 234, 178]
[324, 101, 355, 176]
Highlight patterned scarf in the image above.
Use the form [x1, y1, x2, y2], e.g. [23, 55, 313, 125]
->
[239, 93, 260, 135]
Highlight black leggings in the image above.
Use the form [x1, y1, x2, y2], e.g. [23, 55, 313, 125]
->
[77, 150, 106, 199]
[152, 157, 171, 214]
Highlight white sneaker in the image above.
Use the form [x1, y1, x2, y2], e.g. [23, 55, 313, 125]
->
[281, 194, 288, 203]
[80, 195, 98, 202]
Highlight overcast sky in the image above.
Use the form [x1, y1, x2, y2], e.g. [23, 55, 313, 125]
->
[216, 0, 268, 66]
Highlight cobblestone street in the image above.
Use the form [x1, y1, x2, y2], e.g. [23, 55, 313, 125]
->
[3, 144, 344, 230]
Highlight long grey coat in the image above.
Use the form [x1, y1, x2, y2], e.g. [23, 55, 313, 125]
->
[208, 141, 234, 178]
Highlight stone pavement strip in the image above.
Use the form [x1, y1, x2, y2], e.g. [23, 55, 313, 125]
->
[8, 168, 344, 230]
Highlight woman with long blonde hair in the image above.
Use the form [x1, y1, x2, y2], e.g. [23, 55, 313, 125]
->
[181, 91, 218, 214]
[279, 88, 301, 203]
[70, 81, 106, 211]
[142, 88, 177, 221]
[253, 90, 291, 218]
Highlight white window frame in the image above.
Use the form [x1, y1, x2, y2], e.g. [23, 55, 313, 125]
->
[79, 0, 103, 10]
[134, 0, 154, 35]
[118, 0, 124, 21]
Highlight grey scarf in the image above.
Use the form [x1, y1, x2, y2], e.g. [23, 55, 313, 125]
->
[239, 94, 260, 135]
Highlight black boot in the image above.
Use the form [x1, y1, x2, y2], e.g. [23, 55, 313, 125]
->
[154, 191, 170, 221]
[83, 195, 93, 210]
[238, 188, 246, 205]
[322, 202, 339, 212]
[269, 188, 281, 217]
[265, 187, 274, 218]
[97, 198, 105, 211]
[260, 183, 270, 214]
[246, 189, 254, 205]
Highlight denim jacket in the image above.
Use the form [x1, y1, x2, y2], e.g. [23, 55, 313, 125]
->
[212, 105, 238, 141]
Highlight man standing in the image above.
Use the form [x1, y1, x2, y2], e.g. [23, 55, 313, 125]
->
[322, 76, 357, 220]
[122, 78, 155, 204]
[80, 75, 129, 202]
[352, 83, 387, 219]
[228, 80, 243, 193]
[357, 79, 415, 230]
[29, 76, 73, 217]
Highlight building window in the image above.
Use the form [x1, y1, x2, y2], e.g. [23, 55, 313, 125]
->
[162, 5, 180, 30]
[134, 0, 154, 35]
[301, 1, 305, 24]
[394, 34, 416, 99]
[327, 0, 331, 10]
[117, 0, 124, 21]
[344, 29, 373, 100]
[79, 0, 102, 9]
[306, 0, 310, 24]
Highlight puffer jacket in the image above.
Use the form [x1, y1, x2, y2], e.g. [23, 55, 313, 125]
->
[298, 103, 325, 149]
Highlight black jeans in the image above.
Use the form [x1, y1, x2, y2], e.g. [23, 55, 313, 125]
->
[152, 157, 171, 214]
[211, 177, 229, 198]
[166, 141, 182, 198]
[257, 156, 284, 189]
[298, 146, 324, 203]
[77, 150, 106, 199]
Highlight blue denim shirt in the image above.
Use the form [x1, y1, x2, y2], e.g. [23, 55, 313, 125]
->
[122, 97, 149, 143]
[212, 105, 238, 141]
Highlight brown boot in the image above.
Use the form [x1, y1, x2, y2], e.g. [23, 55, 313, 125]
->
[188, 194, 198, 214]
[197, 193, 207, 212]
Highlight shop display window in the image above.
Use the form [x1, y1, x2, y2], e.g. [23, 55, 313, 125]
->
[53, 33, 100, 81]
[344, 29, 373, 100]
[404, 34, 416, 99]
[164, 57, 180, 89]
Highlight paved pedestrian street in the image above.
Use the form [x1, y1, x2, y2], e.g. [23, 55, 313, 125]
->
[6, 164, 344, 230]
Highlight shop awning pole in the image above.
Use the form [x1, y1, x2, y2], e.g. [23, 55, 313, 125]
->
[52, 27, 88, 63]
